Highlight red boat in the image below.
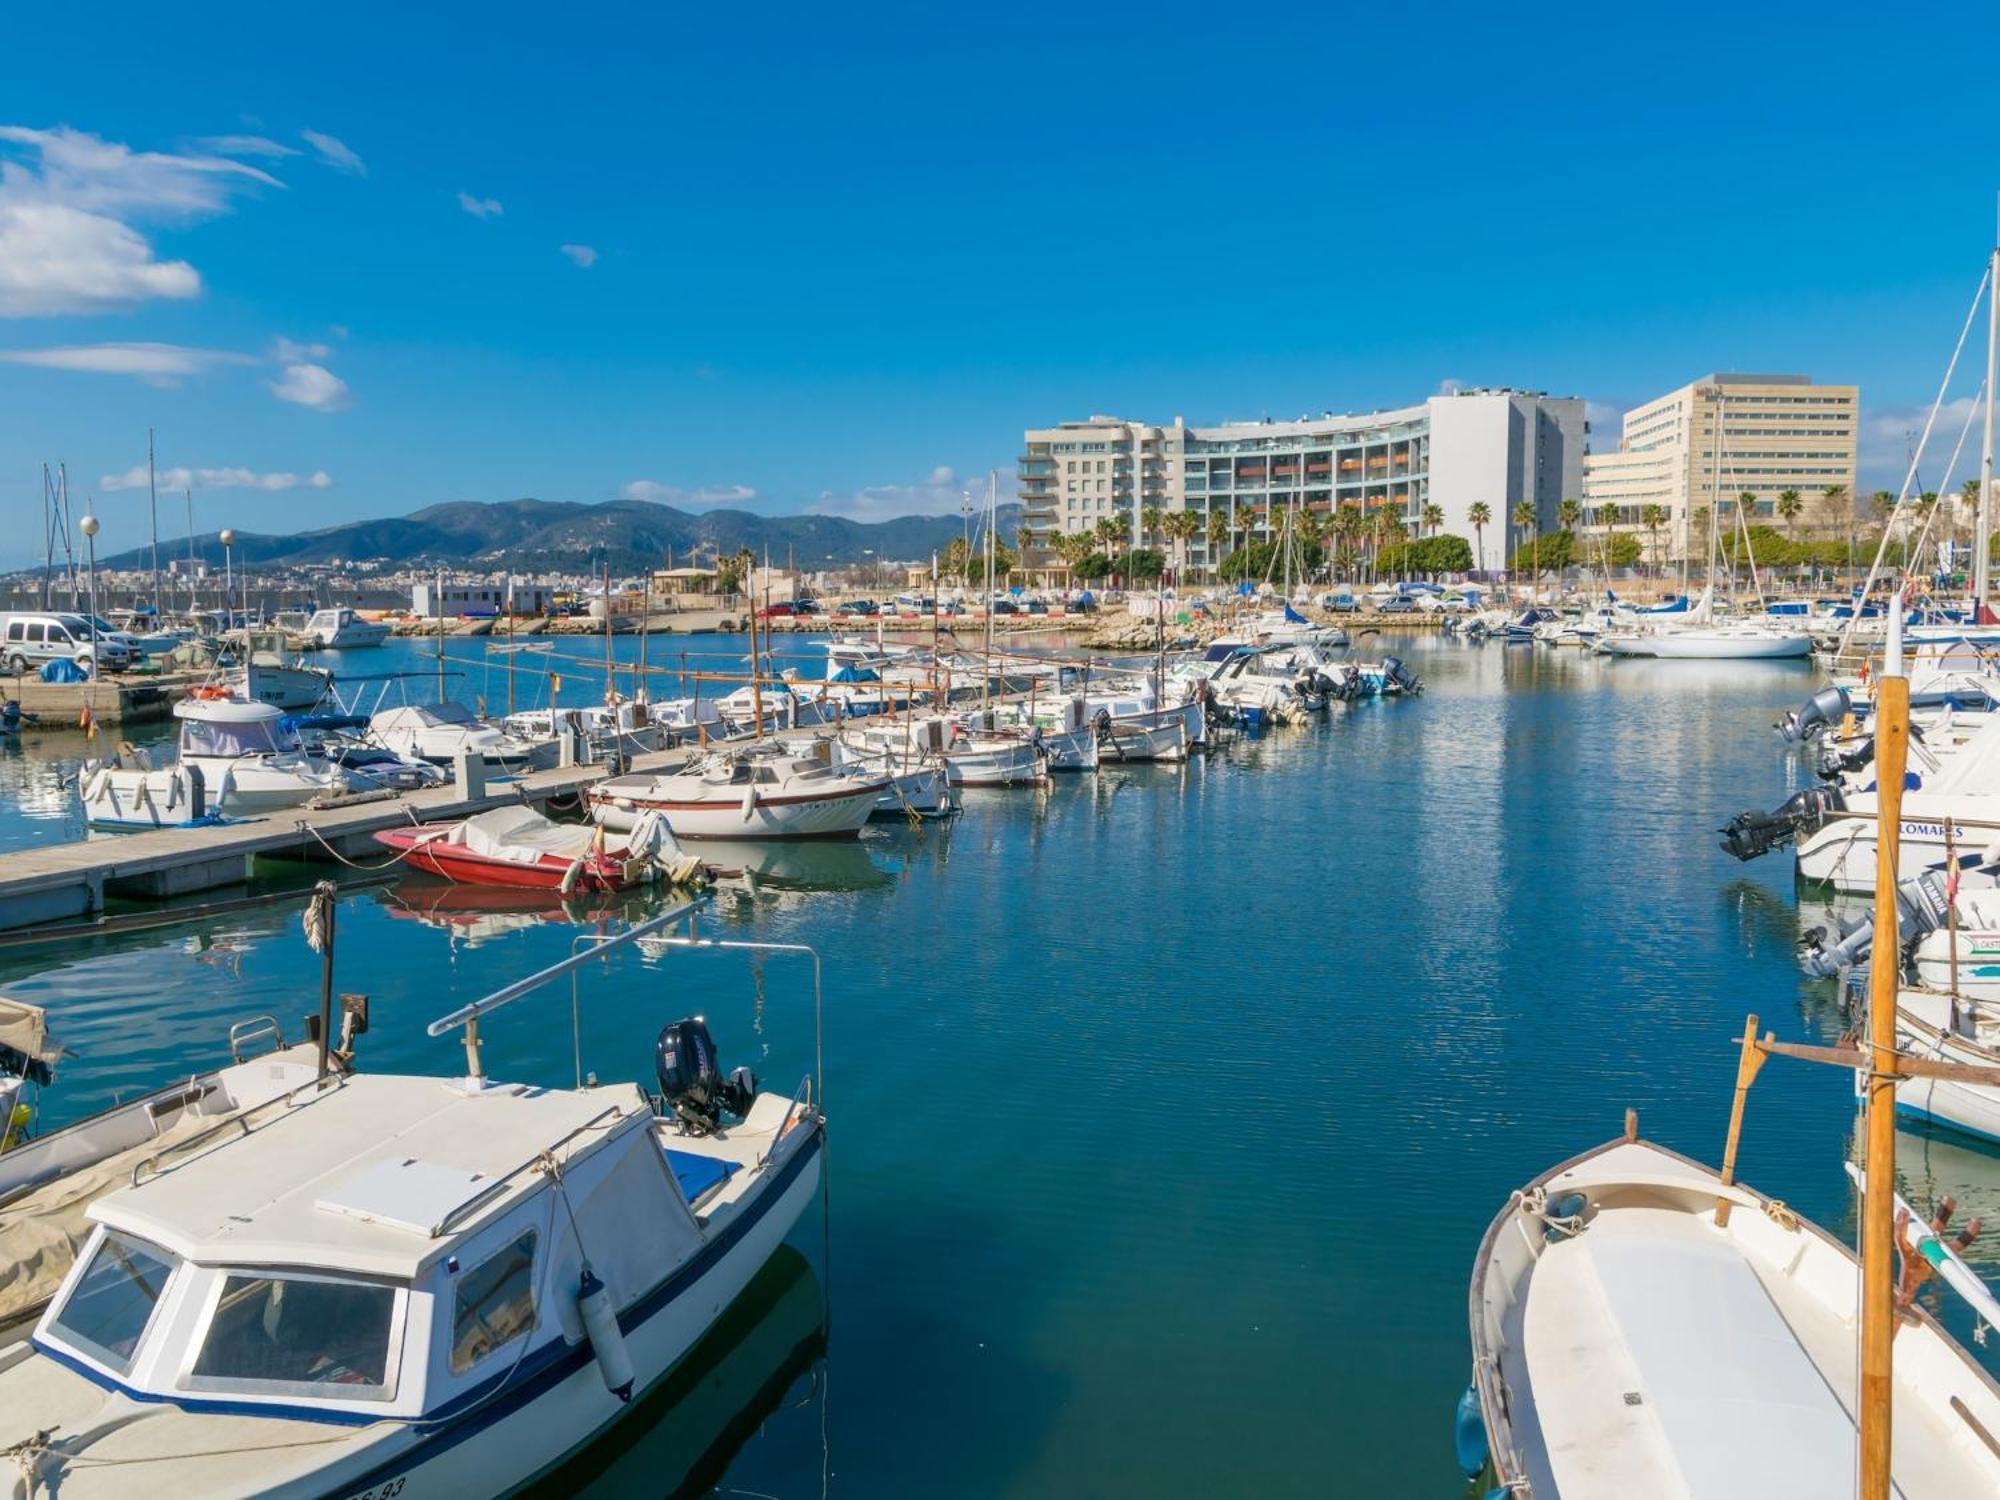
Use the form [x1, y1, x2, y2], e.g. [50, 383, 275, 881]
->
[373, 806, 682, 892]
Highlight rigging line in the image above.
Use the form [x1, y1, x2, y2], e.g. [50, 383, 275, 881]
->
[1898, 378, 1987, 586]
[1839, 262, 1993, 659]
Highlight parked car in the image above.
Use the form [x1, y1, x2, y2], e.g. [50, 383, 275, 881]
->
[1321, 591, 1360, 613]
[0, 611, 135, 675]
[836, 600, 878, 617]
[1024, 599, 1049, 616]
[1376, 596, 1418, 615]
[754, 601, 797, 620]
[990, 599, 1020, 617]
[793, 598, 825, 617]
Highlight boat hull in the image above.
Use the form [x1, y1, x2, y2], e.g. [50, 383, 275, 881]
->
[589, 779, 881, 839]
[1795, 798, 2000, 890]
[1894, 1001, 2000, 1144]
[1099, 703, 1197, 763]
[374, 827, 638, 891]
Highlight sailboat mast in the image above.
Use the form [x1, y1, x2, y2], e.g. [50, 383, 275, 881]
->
[982, 472, 995, 710]
[185, 489, 197, 618]
[1857, 597, 1910, 1500]
[147, 428, 161, 623]
[1976, 231, 1998, 619]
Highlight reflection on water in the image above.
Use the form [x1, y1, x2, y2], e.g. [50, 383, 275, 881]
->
[376, 878, 658, 950]
[533, 1246, 828, 1500]
[702, 837, 895, 898]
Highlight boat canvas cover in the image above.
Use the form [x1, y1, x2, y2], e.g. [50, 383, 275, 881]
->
[0, 997, 59, 1069]
[454, 807, 597, 864]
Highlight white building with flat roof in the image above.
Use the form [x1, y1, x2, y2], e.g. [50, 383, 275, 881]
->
[1583, 373, 1859, 563]
[1019, 388, 1585, 576]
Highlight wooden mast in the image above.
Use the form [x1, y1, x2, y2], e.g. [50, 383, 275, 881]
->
[1859, 596, 1911, 1500]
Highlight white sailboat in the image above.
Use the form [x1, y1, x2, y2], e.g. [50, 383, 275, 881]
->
[586, 743, 885, 839]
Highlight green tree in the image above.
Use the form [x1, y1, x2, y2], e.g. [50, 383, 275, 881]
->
[1139, 505, 1163, 550]
[1870, 490, 1895, 523]
[1557, 498, 1582, 534]
[1467, 501, 1492, 576]
[1640, 503, 1669, 577]
[1776, 489, 1803, 539]
[1421, 502, 1445, 538]
[941, 536, 972, 583]
[1206, 511, 1229, 582]
[1092, 516, 1122, 556]
[1125, 547, 1168, 582]
[1511, 500, 1538, 597]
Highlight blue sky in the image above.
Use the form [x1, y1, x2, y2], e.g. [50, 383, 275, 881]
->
[4, 1, 2000, 566]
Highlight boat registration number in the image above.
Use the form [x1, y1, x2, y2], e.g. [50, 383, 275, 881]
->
[344, 1479, 407, 1500]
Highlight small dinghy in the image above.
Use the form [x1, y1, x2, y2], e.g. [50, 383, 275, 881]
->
[374, 806, 702, 892]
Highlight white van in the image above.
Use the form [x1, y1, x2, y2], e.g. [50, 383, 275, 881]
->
[0, 612, 134, 675]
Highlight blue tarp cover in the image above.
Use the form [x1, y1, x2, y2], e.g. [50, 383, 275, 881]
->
[1282, 603, 1309, 623]
[39, 659, 88, 683]
[830, 665, 880, 683]
[666, 1148, 740, 1204]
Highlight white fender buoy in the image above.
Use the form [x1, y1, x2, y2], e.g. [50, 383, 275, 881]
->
[559, 857, 585, 895]
[740, 782, 757, 821]
[576, 1266, 633, 1402]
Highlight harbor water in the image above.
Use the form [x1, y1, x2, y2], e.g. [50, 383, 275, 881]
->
[3, 631, 1993, 1495]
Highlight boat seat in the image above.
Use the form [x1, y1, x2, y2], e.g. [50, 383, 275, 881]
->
[665, 1148, 739, 1207]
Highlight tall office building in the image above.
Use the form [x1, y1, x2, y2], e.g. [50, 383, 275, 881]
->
[1583, 374, 1859, 563]
[1018, 388, 1586, 577]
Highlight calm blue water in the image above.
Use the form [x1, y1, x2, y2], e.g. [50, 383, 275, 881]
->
[4, 631, 1997, 1496]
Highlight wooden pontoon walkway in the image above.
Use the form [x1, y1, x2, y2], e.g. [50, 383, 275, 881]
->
[0, 747, 695, 932]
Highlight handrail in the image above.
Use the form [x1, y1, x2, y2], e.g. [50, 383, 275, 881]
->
[643, 934, 825, 1113]
[434, 1100, 629, 1236]
[427, 895, 708, 1041]
[760, 1073, 814, 1167]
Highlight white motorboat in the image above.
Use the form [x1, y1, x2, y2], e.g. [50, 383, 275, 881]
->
[371, 702, 560, 775]
[1793, 713, 2000, 889]
[806, 722, 959, 818]
[1, 1013, 325, 1346]
[1088, 686, 1201, 763]
[711, 682, 834, 736]
[80, 698, 375, 824]
[941, 720, 1049, 787]
[217, 630, 332, 712]
[299, 606, 390, 649]
[1465, 1133, 2000, 1497]
[1642, 623, 1814, 659]
[502, 699, 691, 764]
[1894, 987, 2000, 1144]
[0, 917, 824, 1500]
[586, 744, 886, 839]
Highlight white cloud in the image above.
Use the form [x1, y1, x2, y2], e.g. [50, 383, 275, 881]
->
[1859, 395, 1985, 493]
[270, 361, 351, 411]
[809, 467, 1016, 524]
[457, 191, 502, 220]
[0, 341, 251, 383]
[620, 480, 759, 507]
[271, 336, 331, 362]
[0, 124, 281, 316]
[300, 129, 365, 175]
[196, 134, 298, 159]
[102, 465, 332, 492]
[1585, 400, 1625, 446]
[559, 243, 598, 268]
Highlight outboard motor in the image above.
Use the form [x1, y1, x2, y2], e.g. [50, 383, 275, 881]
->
[1817, 736, 1875, 780]
[1718, 785, 1846, 861]
[1382, 656, 1423, 696]
[1776, 685, 1852, 746]
[655, 1017, 759, 1135]
[1798, 868, 1954, 979]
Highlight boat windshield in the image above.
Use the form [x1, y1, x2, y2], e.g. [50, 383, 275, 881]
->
[47, 1231, 180, 1375]
[183, 716, 287, 758]
[186, 1271, 397, 1397]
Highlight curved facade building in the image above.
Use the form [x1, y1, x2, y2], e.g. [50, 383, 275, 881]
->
[1020, 388, 1585, 576]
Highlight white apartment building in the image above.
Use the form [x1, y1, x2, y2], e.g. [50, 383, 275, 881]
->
[1019, 388, 1585, 576]
[1583, 373, 1859, 562]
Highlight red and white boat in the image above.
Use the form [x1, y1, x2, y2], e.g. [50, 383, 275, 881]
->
[373, 805, 694, 891]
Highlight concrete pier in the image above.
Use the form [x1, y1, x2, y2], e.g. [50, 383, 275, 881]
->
[0, 744, 694, 932]
[3, 671, 192, 726]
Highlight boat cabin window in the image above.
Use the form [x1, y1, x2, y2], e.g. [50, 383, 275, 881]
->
[183, 717, 286, 758]
[450, 1230, 538, 1373]
[756, 766, 782, 784]
[48, 1232, 180, 1375]
[187, 1272, 396, 1396]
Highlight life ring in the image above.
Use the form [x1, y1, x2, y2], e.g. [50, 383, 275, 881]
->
[190, 683, 231, 700]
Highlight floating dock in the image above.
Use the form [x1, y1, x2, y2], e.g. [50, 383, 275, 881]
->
[3, 671, 194, 726]
[0, 746, 694, 931]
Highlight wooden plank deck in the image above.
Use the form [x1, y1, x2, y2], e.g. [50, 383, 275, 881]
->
[0, 745, 696, 930]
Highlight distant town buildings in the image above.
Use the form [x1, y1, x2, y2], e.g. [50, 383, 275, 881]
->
[1018, 388, 1586, 576]
[411, 578, 558, 617]
[1583, 373, 1859, 563]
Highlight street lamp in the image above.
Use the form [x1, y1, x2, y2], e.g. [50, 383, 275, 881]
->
[219, 529, 236, 626]
[79, 512, 100, 674]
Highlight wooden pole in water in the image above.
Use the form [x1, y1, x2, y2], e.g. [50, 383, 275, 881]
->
[1860, 602, 1912, 1500]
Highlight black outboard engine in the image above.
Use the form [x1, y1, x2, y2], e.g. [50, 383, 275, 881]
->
[1382, 656, 1423, 696]
[1718, 785, 1846, 861]
[1776, 685, 1852, 746]
[656, 1017, 759, 1136]
[1798, 868, 1954, 979]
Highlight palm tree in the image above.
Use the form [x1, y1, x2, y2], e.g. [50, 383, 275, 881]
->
[1597, 501, 1621, 574]
[1557, 498, 1581, 536]
[1421, 502, 1444, 538]
[1467, 501, 1491, 577]
[1870, 490, 1895, 523]
[1640, 503, 1669, 579]
[1163, 509, 1198, 583]
[1511, 500, 1537, 598]
[1140, 505, 1163, 551]
[1775, 489, 1803, 539]
[1092, 516, 1121, 561]
[1206, 510, 1229, 583]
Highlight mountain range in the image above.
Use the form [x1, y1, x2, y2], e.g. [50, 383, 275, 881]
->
[75, 497, 1028, 575]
